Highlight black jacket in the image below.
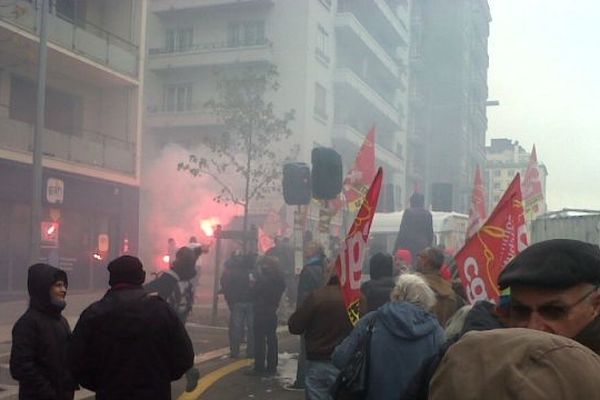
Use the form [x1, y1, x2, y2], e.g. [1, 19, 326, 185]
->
[220, 256, 255, 306]
[10, 263, 77, 400]
[360, 276, 396, 313]
[253, 266, 286, 315]
[67, 286, 194, 400]
[394, 207, 434, 260]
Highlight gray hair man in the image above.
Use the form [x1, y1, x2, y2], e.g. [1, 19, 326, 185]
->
[498, 239, 600, 354]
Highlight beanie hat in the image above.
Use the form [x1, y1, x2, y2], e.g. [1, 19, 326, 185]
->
[395, 248, 413, 265]
[107, 255, 145, 287]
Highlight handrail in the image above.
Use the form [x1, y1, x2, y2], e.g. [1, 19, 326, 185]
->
[149, 38, 271, 56]
[55, 11, 138, 52]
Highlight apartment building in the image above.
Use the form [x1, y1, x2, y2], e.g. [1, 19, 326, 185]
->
[407, 0, 490, 213]
[0, 0, 146, 292]
[485, 138, 548, 211]
[142, 0, 410, 258]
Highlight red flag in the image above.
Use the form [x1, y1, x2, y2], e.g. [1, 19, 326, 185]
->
[335, 167, 383, 325]
[331, 126, 376, 213]
[521, 145, 545, 221]
[466, 165, 487, 238]
[456, 174, 528, 304]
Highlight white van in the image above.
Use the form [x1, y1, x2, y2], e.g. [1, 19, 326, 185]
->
[369, 211, 469, 256]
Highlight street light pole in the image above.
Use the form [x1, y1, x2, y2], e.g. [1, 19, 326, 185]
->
[30, 0, 50, 264]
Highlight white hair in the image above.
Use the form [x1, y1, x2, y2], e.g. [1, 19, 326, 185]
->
[444, 305, 473, 336]
[390, 273, 437, 311]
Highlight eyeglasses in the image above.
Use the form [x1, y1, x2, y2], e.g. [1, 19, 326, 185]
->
[510, 286, 599, 321]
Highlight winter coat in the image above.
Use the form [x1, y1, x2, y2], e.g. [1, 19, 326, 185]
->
[429, 328, 600, 400]
[253, 266, 286, 316]
[67, 286, 194, 400]
[296, 256, 326, 307]
[220, 256, 256, 306]
[420, 271, 460, 327]
[394, 207, 434, 261]
[145, 270, 194, 322]
[332, 301, 445, 400]
[10, 264, 77, 400]
[360, 276, 396, 313]
[289, 283, 353, 361]
[402, 300, 506, 400]
[574, 314, 600, 355]
[265, 244, 295, 277]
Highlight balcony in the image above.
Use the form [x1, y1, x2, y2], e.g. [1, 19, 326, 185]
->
[334, 68, 400, 129]
[0, 116, 135, 175]
[150, 0, 273, 14]
[146, 105, 222, 130]
[335, 13, 399, 79]
[0, 1, 138, 82]
[148, 40, 273, 71]
[333, 124, 403, 171]
[338, 0, 408, 47]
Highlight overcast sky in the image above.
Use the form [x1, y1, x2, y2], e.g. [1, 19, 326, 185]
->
[486, 0, 600, 211]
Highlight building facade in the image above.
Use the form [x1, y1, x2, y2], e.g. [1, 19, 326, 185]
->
[407, 0, 490, 213]
[142, 0, 410, 261]
[485, 138, 548, 212]
[0, 0, 146, 292]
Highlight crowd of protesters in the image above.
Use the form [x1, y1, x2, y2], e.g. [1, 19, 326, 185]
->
[8, 226, 600, 400]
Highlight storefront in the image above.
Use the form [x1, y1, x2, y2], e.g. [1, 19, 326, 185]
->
[0, 159, 139, 292]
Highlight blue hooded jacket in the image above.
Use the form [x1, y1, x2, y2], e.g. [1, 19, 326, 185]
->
[332, 301, 445, 400]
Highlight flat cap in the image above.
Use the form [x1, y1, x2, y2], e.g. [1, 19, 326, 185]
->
[498, 239, 600, 289]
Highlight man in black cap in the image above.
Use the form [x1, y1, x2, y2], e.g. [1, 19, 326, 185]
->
[498, 239, 600, 354]
[68, 255, 194, 399]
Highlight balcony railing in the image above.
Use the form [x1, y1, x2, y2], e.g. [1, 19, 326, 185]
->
[0, 113, 136, 175]
[0, 1, 139, 77]
[149, 38, 271, 56]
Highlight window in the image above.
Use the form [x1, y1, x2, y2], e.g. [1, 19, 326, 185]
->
[314, 83, 327, 119]
[163, 84, 193, 112]
[316, 25, 330, 64]
[166, 28, 193, 53]
[228, 21, 266, 47]
[493, 170, 501, 177]
[9, 75, 82, 136]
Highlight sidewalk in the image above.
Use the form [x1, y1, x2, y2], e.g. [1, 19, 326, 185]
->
[0, 292, 104, 344]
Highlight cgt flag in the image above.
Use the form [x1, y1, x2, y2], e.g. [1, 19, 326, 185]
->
[466, 165, 488, 239]
[335, 167, 383, 325]
[522, 145, 545, 222]
[331, 126, 376, 213]
[456, 174, 529, 304]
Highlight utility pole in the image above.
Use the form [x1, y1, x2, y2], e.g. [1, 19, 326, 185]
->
[30, 0, 49, 264]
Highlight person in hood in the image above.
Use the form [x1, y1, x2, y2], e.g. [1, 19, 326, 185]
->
[332, 274, 445, 400]
[360, 252, 396, 314]
[416, 247, 460, 326]
[429, 328, 600, 400]
[68, 256, 194, 400]
[10, 263, 77, 400]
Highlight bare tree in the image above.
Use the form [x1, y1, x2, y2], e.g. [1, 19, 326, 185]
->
[178, 66, 296, 240]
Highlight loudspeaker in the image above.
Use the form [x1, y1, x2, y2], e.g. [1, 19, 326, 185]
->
[283, 162, 311, 205]
[431, 182, 453, 212]
[311, 147, 343, 200]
